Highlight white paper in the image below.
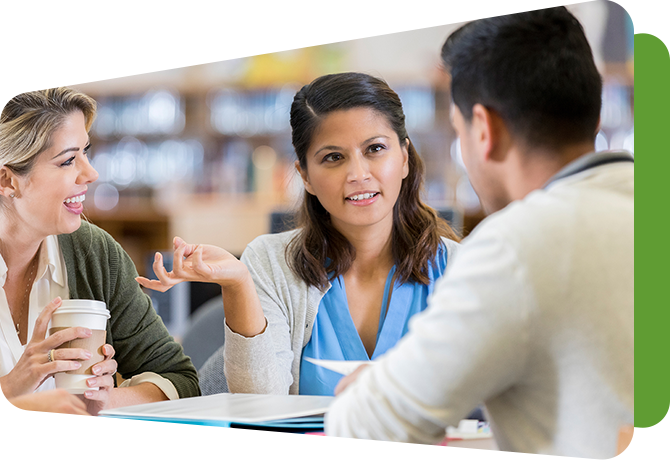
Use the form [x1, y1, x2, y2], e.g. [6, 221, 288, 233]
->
[100, 392, 334, 423]
[37, 428, 328, 460]
[304, 357, 369, 376]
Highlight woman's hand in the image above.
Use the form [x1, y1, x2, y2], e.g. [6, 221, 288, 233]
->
[80, 344, 117, 416]
[0, 297, 92, 399]
[138, 237, 265, 338]
[10, 389, 90, 415]
[136, 237, 250, 291]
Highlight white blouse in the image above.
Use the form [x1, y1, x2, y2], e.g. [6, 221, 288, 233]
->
[0, 236, 65, 392]
[0, 236, 178, 399]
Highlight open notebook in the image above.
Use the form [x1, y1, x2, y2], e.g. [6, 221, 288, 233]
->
[100, 393, 335, 432]
[37, 428, 328, 460]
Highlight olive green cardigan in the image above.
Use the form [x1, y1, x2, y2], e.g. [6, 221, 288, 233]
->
[57, 221, 200, 399]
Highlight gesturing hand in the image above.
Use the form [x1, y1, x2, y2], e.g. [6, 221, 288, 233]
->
[0, 297, 93, 399]
[136, 236, 250, 291]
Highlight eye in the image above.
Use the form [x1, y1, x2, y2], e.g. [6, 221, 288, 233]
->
[367, 143, 385, 154]
[323, 152, 343, 163]
[83, 144, 91, 155]
[60, 155, 76, 167]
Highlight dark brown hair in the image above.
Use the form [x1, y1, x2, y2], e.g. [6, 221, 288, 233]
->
[441, 7, 602, 151]
[287, 72, 460, 289]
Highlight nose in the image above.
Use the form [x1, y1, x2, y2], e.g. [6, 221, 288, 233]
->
[347, 153, 371, 183]
[77, 154, 99, 185]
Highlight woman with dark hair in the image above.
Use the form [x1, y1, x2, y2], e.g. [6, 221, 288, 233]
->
[139, 72, 460, 396]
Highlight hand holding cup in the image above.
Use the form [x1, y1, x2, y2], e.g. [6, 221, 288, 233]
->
[80, 343, 117, 416]
[0, 297, 92, 399]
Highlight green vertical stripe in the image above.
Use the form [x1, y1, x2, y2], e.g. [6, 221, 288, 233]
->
[635, 33, 670, 428]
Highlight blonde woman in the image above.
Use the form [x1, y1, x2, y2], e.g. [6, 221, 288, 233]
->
[0, 88, 199, 414]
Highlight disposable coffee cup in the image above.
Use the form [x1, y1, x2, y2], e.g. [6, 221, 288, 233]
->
[48, 299, 110, 394]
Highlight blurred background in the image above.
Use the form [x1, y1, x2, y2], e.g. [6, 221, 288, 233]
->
[72, 0, 633, 339]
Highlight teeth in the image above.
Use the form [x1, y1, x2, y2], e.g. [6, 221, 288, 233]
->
[348, 193, 376, 201]
[64, 195, 85, 204]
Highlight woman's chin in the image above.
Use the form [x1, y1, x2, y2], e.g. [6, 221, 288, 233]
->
[59, 215, 83, 235]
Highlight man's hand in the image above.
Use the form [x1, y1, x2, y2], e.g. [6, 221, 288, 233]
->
[5, 390, 95, 452]
[334, 364, 370, 395]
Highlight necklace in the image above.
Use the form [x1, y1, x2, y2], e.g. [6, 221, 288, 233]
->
[15, 256, 38, 339]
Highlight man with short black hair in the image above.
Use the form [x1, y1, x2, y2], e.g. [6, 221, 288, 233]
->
[326, 7, 633, 458]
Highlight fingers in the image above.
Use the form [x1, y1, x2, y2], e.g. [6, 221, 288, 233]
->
[52, 348, 92, 362]
[135, 276, 172, 293]
[101, 344, 115, 360]
[172, 239, 188, 275]
[86, 374, 114, 393]
[43, 359, 82, 375]
[191, 244, 208, 275]
[43, 327, 92, 350]
[91, 357, 117, 378]
[152, 252, 173, 284]
[31, 297, 62, 342]
[174, 236, 197, 258]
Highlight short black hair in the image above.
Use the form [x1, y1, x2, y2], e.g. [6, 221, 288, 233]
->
[441, 6, 602, 150]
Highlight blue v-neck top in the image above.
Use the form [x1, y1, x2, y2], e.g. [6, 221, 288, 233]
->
[299, 243, 450, 396]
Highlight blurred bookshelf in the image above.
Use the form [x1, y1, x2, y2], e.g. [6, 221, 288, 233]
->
[80, 79, 632, 274]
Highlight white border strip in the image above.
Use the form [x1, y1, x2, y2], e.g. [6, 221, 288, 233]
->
[635, 430, 670, 460]
[635, 0, 670, 30]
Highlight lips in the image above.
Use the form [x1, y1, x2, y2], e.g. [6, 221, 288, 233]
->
[345, 191, 380, 206]
[63, 192, 86, 215]
[346, 191, 379, 201]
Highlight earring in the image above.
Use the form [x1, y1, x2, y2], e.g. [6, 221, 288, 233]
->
[9, 193, 15, 198]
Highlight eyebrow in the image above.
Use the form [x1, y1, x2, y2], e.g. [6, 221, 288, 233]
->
[51, 139, 91, 160]
[313, 135, 390, 157]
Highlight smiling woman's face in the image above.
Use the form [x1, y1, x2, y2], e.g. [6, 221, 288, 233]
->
[11, 110, 98, 239]
[298, 107, 409, 237]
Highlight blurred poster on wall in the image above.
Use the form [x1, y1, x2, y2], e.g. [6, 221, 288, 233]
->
[215, 0, 346, 88]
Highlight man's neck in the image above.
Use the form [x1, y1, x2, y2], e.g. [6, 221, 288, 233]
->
[505, 141, 595, 203]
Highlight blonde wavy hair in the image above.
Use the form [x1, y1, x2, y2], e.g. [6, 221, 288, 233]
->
[0, 87, 97, 177]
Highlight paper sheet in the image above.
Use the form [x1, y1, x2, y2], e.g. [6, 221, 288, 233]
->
[304, 357, 369, 375]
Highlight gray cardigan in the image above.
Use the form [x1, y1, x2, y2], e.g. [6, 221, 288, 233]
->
[223, 230, 459, 395]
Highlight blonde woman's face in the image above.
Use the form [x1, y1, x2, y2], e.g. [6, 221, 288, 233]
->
[11, 111, 98, 238]
[297, 107, 409, 238]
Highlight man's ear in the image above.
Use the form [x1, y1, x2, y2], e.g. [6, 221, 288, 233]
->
[0, 166, 19, 199]
[471, 103, 510, 163]
[295, 160, 315, 195]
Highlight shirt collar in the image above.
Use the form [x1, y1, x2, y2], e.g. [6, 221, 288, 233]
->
[0, 252, 6, 288]
[43, 235, 66, 287]
[0, 235, 66, 289]
[543, 150, 634, 190]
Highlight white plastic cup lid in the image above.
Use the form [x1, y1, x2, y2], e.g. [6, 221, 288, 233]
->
[52, 299, 110, 319]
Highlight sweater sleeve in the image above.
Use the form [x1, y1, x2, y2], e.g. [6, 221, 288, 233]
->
[224, 241, 295, 394]
[325, 224, 531, 442]
[105, 236, 200, 399]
